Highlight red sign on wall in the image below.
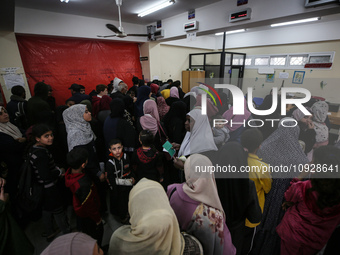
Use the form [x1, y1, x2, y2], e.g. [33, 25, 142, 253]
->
[17, 35, 143, 106]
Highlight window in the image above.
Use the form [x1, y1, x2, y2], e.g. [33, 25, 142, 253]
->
[289, 55, 308, 66]
[232, 56, 244, 65]
[244, 52, 334, 69]
[270, 56, 286, 66]
[254, 57, 269, 66]
[309, 55, 331, 63]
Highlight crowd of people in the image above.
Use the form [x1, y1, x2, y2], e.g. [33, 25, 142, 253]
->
[0, 77, 340, 255]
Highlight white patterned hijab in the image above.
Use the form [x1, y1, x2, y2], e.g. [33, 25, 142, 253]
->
[311, 101, 329, 143]
[63, 104, 95, 151]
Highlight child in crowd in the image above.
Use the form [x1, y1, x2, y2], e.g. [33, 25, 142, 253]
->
[276, 145, 340, 255]
[241, 128, 272, 254]
[131, 130, 164, 183]
[105, 139, 135, 223]
[212, 115, 230, 148]
[30, 124, 70, 242]
[65, 147, 103, 246]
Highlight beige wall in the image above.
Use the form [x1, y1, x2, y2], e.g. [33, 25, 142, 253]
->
[146, 42, 214, 82]
[228, 40, 340, 104]
[0, 32, 30, 104]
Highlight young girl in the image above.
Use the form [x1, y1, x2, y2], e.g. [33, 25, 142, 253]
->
[276, 145, 340, 255]
[30, 124, 70, 241]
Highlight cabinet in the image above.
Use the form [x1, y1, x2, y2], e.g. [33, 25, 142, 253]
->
[182, 70, 205, 93]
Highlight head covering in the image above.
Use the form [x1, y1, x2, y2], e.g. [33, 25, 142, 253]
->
[183, 92, 197, 99]
[291, 108, 306, 121]
[183, 154, 224, 213]
[311, 101, 329, 143]
[190, 86, 199, 95]
[150, 83, 159, 94]
[0, 106, 22, 139]
[157, 96, 170, 120]
[258, 117, 309, 175]
[80, 100, 92, 113]
[170, 87, 179, 99]
[197, 84, 208, 95]
[178, 108, 218, 157]
[139, 99, 159, 136]
[41, 232, 96, 255]
[99, 95, 112, 111]
[161, 89, 170, 99]
[222, 98, 251, 132]
[112, 77, 123, 93]
[164, 101, 187, 126]
[110, 98, 125, 118]
[195, 94, 219, 119]
[109, 178, 184, 255]
[135, 86, 151, 118]
[143, 99, 160, 122]
[63, 104, 95, 151]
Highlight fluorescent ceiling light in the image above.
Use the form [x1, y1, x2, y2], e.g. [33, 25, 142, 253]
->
[215, 29, 246, 36]
[271, 17, 320, 27]
[60, 0, 69, 2]
[138, 0, 175, 17]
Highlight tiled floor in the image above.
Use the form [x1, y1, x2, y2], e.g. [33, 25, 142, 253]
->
[25, 205, 123, 254]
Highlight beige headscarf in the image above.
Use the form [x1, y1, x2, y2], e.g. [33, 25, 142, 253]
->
[109, 178, 184, 255]
[183, 154, 225, 214]
[0, 106, 23, 139]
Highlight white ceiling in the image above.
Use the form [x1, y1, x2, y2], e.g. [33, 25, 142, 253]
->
[15, 0, 222, 25]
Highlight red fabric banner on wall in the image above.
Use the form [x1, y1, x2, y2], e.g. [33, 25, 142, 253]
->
[16, 35, 143, 106]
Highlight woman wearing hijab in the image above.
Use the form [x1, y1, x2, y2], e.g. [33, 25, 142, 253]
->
[150, 83, 160, 100]
[311, 100, 329, 148]
[109, 178, 186, 255]
[168, 154, 236, 255]
[165, 87, 180, 107]
[291, 108, 316, 158]
[134, 86, 151, 119]
[161, 88, 171, 100]
[156, 96, 170, 121]
[103, 98, 136, 155]
[212, 142, 261, 255]
[250, 118, 309, 255]
[0, 106, 26, 197]
[41, 232, 103, 255]
[163, 101, 187, 144]
[194, 94, 219, 120]
[176, 108, 218, 159]
[138, 99, 160, 136]
[63, 104, 103, 182]
[222, 98, 251, 143]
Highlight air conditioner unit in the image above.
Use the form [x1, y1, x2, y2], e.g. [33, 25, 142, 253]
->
[184, 21, 198, 31]
[154, 29, 164, 39]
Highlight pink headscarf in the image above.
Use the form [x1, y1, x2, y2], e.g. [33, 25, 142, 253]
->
[150, 83, 159, 95]
[41, 232, 96, 255]
[157, 96, 170, 120]
[222, 98, 251, 132]
[195, 94, 218, 120]
[170, 87, 179, 99]
[139, 99, 160, 136]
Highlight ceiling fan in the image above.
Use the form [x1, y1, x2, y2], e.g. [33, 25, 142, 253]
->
[97, 0, 149, 38]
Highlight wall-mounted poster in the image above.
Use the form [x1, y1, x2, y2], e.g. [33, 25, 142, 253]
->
[292, 71, 305, 84]
[266, 72, 275, 83]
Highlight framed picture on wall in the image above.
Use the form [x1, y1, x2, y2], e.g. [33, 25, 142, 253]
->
[266, 73, 275, 83]
[292, 71, 305, 84]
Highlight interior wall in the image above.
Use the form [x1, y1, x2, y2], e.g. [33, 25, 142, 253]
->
[228, 40, 340, 104]
[0, 32, 31, 104]
[148, 43, 214, 82]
